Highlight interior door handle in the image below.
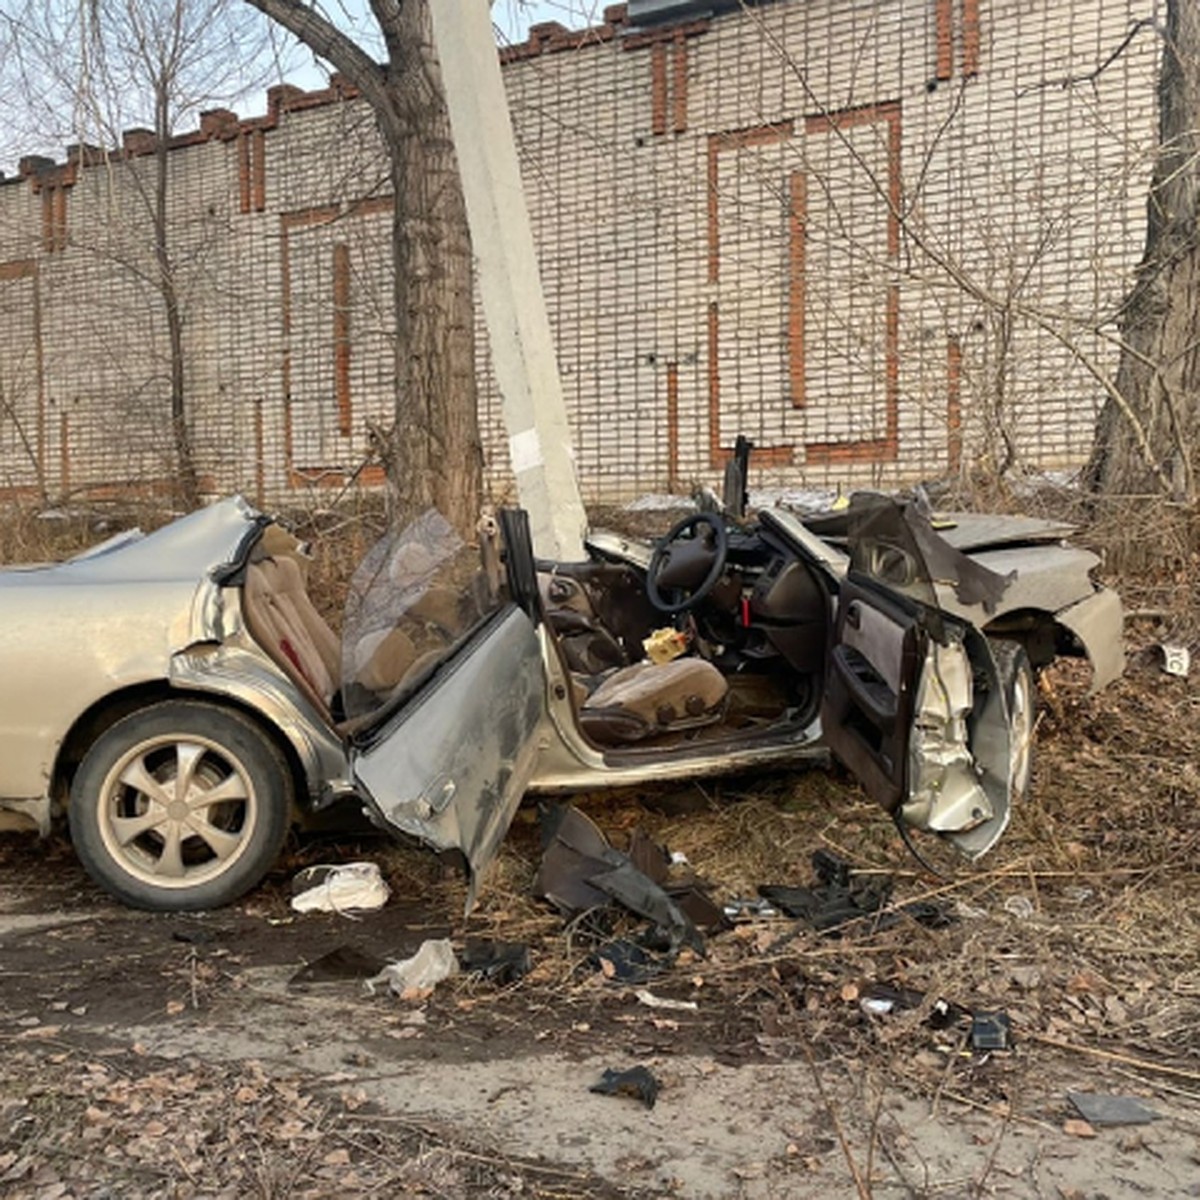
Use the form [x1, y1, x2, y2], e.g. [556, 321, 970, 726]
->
[845, 600, 862, 630]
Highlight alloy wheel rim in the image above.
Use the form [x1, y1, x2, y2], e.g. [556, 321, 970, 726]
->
[95, 734, 258, 888]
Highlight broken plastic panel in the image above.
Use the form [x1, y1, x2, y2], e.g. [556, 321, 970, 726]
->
[534, 805, 707, 955]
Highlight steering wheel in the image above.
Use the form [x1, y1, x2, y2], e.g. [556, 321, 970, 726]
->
[645, 513, 729, 614]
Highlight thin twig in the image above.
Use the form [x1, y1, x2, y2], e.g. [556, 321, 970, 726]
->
[1032, 1034, 1200, 1083]
[799, 1035, 871, 1199]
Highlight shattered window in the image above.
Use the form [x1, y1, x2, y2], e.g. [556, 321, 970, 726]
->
[340, 510, 501, 720]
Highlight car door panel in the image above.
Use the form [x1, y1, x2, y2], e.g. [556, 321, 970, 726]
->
[821, 579, 924, 814]
[351, 604, 545, 907]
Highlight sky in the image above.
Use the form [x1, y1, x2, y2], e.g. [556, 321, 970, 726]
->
[494, 0, 606, 44]
[280, 2, 607, 91]
[0, 1, 613, 171]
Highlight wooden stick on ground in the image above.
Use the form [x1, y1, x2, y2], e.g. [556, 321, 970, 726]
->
[1033, 1033, 1200, 1084]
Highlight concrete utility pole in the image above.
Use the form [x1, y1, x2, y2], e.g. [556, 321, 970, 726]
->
[429, 0, 588, 561]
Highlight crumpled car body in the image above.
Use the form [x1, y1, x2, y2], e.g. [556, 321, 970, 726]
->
[0, 486, 1122, 911]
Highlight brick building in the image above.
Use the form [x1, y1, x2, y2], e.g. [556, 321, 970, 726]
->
[0, 0, 1162, 505]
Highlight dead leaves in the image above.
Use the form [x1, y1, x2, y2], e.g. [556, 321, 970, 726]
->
[0, 1045, 383, 1199]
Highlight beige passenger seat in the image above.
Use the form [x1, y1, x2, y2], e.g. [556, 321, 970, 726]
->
[243, 556, 341, 715]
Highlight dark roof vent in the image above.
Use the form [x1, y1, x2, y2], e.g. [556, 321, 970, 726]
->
[627, 0, 750, 26]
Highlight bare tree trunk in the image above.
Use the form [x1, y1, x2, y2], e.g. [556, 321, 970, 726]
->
[1088, 0, 1200, 501]
[243, 0, 482, 535]
[376, 3, 480, 532]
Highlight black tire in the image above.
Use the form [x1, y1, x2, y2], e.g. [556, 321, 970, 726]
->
[69, 701, 292, 911]
[990, 640, 1036, 802]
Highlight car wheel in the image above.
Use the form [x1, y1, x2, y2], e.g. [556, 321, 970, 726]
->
[69, 701, 292, 911]
[990, 640, 1036, 801]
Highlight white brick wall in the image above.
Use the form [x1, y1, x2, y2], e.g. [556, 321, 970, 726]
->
[0, 0, 1161, 505]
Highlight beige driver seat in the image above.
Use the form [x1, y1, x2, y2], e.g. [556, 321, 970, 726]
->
[577, 657, 728, 745]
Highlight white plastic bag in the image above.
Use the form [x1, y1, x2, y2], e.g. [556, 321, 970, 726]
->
[366, 939, 459, 997]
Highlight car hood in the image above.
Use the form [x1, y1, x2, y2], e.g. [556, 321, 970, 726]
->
[0, 496, 266, 588]
[802, 506, 1076, 552]
[928, 512, 1077, 552]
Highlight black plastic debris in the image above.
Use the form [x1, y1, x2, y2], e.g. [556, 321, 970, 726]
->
[759, 850, 954, 934]
[1067, 1092, 1160, 1127]
[668, 883, 727, 934]
[171, 927, 220, 946]
[590, 939, 665, 984]
[535, 804, 707, 955]
[812, 847, 852, 887]
[589, 1065, 660, 1109]
[628, 827, 671, 884]
[927, 997, 968, 1031]
[458, 939, 531, 986]
[288, 945, 387, 989]
[969, 1011, 1013, 1051]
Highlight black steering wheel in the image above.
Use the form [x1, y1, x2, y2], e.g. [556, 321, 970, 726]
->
[645, 513, 730, 614]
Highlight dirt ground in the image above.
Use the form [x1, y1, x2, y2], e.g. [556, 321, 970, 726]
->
[2, 630, 1200, 1198]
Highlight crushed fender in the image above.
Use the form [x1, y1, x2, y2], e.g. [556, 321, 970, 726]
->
[534, 804, 709, 955]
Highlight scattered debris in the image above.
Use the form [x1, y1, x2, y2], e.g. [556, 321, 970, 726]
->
[1002, 895, 1035, 920]
[634, 988, 699, 1012]
[969, 1011, 1013, 1052]
[289, 946, 387, 989]
[591, 939, 666, 983]
[724, 898, 779, 920]
[1067, 1092, 1160, 1128]
[1062, 1117, 1098, 1139]
[927, 998, 967, 1031]
[759, 850, 953, 933]
[290, 863, 390, 915]
[367, 939, 458, 998]
[535, 805, 707, 954]
[1156, 643, 1190, 677]
[589, 1065, 660, 1109]
[857, 983, 924, 1017]
[458, 939, 531, 986]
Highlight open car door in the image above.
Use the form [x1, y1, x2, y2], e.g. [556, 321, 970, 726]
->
[346, 510, 546, 906]
[820, 496, 1019, 860]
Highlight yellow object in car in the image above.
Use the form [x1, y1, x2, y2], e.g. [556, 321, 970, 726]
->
[643, 627, 690, 664]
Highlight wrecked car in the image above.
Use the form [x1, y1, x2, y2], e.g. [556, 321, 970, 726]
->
[0, 451, 1122, 910]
